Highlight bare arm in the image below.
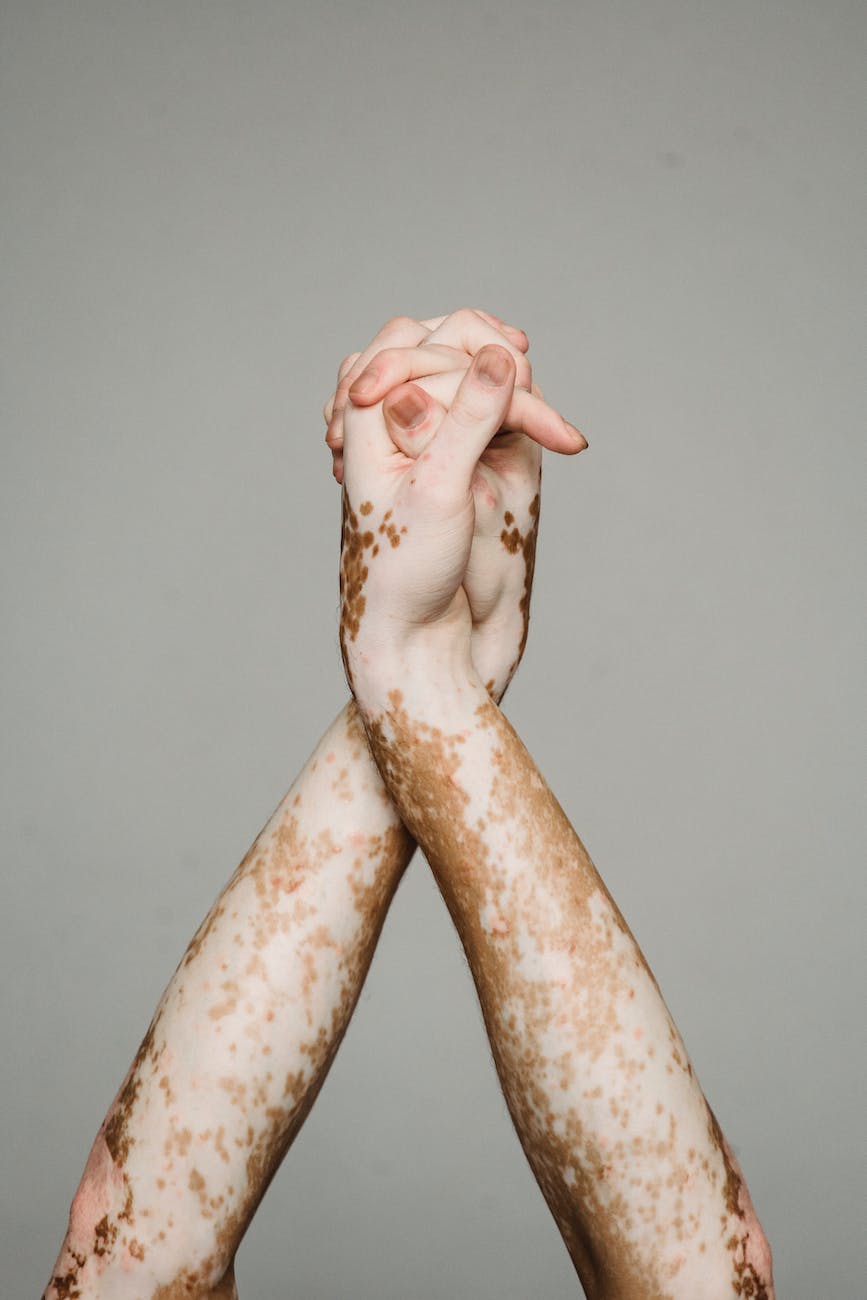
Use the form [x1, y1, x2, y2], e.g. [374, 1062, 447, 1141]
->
[358, 673, 774, 1299]
[45, 309, 580, 1299]
[341, 346, 775, 1299]
[45, 701, 413, 1300]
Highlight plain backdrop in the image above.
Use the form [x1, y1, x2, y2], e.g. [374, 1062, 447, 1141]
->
[2, 2, 864, 1297]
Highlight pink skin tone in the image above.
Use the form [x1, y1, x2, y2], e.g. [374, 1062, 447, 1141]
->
[340, 349, 776, 1299]
[44, 310, 578, 1299]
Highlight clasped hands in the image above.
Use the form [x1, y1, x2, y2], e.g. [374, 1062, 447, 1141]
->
[323, 308, 586, 707]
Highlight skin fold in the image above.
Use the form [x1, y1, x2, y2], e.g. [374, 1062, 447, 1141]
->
[340, 344, 776, 1299]
[44, 310, 580, 1299]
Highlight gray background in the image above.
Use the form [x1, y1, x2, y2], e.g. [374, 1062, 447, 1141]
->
[2, 1, 864, 1296]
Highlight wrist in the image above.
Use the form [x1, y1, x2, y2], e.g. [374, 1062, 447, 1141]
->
[346, 623, 481, 722]
[469, 612, 525, 702]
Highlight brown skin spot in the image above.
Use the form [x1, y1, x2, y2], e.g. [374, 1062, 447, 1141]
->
[730, 1234, 771, 1299]
[339, 494, 411, 687]
[339, 493, 384, 685]
[103, 1017, 159, 1166]
[377, 514, 403, 547]
[48, 1273, 82, 1300]
[165, 1126, 194, 1159]
[501, 525, 522, 554]
[92, 1215, 118, 1257]
[214, 1126, 230, 1164]
[499, 493, 541, 675]
[705, 1104, 772, 1297]
[706, 1103, 743, 1218]
[339, 494, 370, 652]
[47, 1248, 88, 1300]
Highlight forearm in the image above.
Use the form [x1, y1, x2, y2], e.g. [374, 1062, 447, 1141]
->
[46, 701, 413, 1300]
[354, 655, 774, 1300]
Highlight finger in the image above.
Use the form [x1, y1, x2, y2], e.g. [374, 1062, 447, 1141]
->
[396, 369, 587, 455]
[420, 346, 517, 492]
[328, 366, 587, 462]
[346, 343, 487, 406]
[326, 316, 427, 448]
[381, 383, 444, 459]
[338, 352, 362, 383]
[420, 308, 529, 352]
[422, 308, 532, 389]
[326, 310, 527, 445]
[324, 352, 361, 424]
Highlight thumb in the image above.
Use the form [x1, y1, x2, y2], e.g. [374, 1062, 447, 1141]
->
[419, 346, 516, 493]
[381, 382, 444, 459]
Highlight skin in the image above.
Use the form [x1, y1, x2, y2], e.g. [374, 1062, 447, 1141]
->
[43, 310, 581, 1299]
[44, 702, 414, 1300]
[340, 347, 776, 1299]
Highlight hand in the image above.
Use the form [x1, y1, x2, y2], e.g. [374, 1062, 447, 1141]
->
[325, 310, 586, 698]
[339, 344, 523, 705]
[324, 308, 584, 483]
[377, 367, 545, 699]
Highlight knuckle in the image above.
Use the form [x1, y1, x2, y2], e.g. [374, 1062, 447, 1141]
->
[383, 314, 416, 335]
[449, 394, 485, 430]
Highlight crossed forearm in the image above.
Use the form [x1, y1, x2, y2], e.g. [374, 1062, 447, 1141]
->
[46, 702, 413, 1299]
[351, 658, 775, 1300]
[47, 310, 774, 1300]
[47, 308, 533, 1298]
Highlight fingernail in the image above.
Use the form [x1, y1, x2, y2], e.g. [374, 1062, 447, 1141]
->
[349, 366, 379, 398]
[477, 347, 512, 386]
[565, 421, 588, 449]
[390, 391, 427, 429]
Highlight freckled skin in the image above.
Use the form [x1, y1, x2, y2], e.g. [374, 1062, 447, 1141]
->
[49, 314, 773, 1296]
[498, 491, 540, 675]
[44, 703, 415, 1300]
[338, 335, 773, 1298]
[46, 474, 541, 1299]
[354, 678, 775, 1299]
